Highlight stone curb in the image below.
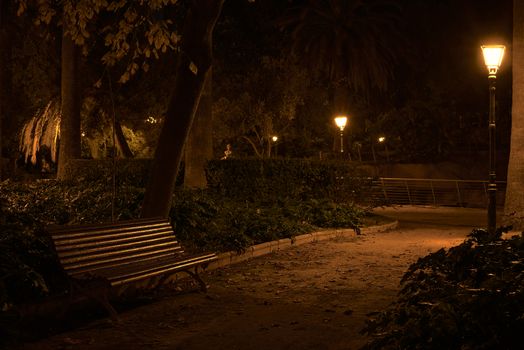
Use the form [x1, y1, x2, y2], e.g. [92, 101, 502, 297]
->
[206, 220, 399, 271]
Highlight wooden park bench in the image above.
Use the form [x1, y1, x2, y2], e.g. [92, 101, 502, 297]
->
[47, 217, 217, 320]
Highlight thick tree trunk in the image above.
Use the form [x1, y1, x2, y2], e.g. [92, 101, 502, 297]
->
[504, 0, 524, 229]
[57, 22, 81, 180]
[141, 0, 224, 218]
[184, 69, 213, 188]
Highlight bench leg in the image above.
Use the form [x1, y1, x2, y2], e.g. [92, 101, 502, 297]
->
[87, 289, 120, 322]
[157, 267, 209, 292]
[183, 268, 208, 292]
[72, 279, 120, 322]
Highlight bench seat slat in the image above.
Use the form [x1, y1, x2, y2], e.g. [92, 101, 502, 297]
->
[61, 241, 183, 270]
[56, 235, 179, 258]
[51, 225, 173, 243]
[67, 250, 180, 276]
[47, 217, 167, 233]
[73, 253, 217, 286]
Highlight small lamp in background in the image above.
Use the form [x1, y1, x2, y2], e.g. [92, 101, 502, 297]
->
[378, 136, 389, 163]
[271, 135, 278, 157]
[334, 116, 348, 153]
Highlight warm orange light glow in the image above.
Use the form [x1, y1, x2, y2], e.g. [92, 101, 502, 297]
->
[272, 135, 278, 142]
[334, 116, 348, 131]
[481, 45, 505, 75]
[378, 136, 386, 143]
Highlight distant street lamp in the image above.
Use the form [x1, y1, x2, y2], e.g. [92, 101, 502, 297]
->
[334, 116, 348, 154]
[271, 135, 278, 157]
[378, 136, 389, 163]
[481, 44, 505, 235]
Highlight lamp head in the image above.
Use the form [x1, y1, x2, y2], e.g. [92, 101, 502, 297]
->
[481, 45, 505, 76]
[334, 115, 348, 131]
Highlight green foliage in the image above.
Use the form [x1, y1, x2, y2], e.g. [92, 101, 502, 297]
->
[213, 55, 309, 157]
[206, 158, 372, 204]
[169, 190, 362, 254]
[362, 228, 524, 350]
[279, 0, 404, 93]
[17, 0, 182, 83]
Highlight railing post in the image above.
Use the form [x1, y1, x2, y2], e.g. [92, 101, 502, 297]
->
[455, 181, 463, 207]
[381, 178, 388, 201]
[405, 180, 412, 205]
[483, 182, 488, 206]
[430, 180, 436, 206]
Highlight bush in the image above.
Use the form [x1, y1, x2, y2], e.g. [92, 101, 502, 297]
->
[169, 192, 362, 254]
[361, 228, 524, 350]
[206, 158, 372, 204]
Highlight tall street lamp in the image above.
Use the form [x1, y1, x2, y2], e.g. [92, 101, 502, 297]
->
[334, 115, 348, 155]
[481, 44, 505, 235]
[271, 135, 278, 157]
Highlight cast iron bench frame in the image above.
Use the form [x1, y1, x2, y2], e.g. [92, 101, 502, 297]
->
[47, 217, 217, 320]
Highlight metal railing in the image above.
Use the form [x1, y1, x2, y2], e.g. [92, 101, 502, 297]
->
[370, 177, 507, 208]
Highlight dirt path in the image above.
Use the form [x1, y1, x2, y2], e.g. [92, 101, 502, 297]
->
[16, 206, 489, 350]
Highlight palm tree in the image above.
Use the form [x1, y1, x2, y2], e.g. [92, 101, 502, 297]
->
[504, 0, 524, 229]
[279, 0, 403, 113]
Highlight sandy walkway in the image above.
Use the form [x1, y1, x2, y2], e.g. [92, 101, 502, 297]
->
[16, 206, 490, 350]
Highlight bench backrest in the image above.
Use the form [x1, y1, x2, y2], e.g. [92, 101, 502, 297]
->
[48, 218, 183, 279]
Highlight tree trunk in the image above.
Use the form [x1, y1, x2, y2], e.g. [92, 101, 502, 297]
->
[184, 69, 213, 188]
[141, 0, 224, 218]
[504, 0, 524, 229]
[57, 20, 81, 180]
[114, 120, 133, 158]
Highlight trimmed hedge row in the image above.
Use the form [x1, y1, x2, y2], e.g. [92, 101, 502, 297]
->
[206, 158, 372, 203]
[64, 158, 373, 204]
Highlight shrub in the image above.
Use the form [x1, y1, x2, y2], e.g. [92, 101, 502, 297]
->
[206, 158, 372, 204]
[361, 228, 524, 350]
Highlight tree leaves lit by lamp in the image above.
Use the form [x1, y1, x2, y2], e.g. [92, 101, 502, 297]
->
[481, 44, 505, 235]
[334, 116, 348, 153]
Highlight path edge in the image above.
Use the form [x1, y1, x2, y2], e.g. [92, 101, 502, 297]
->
[206, 220, 399, 271]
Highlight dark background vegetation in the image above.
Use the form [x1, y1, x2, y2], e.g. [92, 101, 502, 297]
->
[4, 0, 514, 168]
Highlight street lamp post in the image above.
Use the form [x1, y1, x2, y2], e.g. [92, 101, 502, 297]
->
[378, 136, 389, 163]
[481, 44, 505, 235]
[334, 115, 348, 156]
[271, 135, 278, 157]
